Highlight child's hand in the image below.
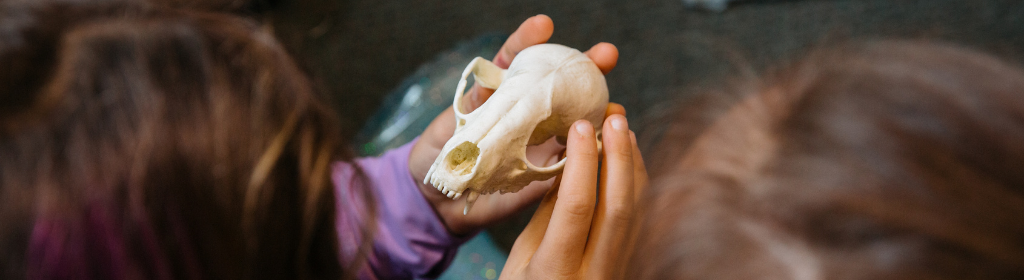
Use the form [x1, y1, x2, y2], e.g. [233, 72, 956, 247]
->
[408, 14, 620, 235]
[501, 116, 648, 280]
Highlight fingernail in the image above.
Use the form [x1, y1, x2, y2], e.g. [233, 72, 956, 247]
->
[611, 116, 627, 131]
[574, 121, 592, 136]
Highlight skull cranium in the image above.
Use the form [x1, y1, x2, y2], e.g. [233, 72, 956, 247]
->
[423, 43, 609, 214]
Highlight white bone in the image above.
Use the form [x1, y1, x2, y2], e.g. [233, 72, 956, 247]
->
[423, 43, 609, 214]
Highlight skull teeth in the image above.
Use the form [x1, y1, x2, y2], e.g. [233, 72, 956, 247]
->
[428, 174, 463, 200]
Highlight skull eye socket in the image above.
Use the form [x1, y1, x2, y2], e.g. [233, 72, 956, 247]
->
[446, 141, 480, 175]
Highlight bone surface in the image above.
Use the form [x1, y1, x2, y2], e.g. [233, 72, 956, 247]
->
[424, 43, 609, 214]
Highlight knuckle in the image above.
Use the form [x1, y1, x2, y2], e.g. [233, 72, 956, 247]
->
[532, 261, 579, 279]
[577, 146, 599, 160]
[559, 193, 595, 219]
[609, 143, 632, 161]
[605, 201, 635, 225]
[570, 143, 598, 160]
[600, 134, 630, 158]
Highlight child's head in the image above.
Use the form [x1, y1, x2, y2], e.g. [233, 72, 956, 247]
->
[631, 42, 1024, 279]
[0, 1, 345, 278]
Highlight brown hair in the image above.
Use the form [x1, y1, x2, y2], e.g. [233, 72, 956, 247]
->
[0, 1, 360, 279]
[630, 41, 1024, 279]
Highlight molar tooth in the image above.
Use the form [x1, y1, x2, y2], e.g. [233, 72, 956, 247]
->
[446, 191, 455, 198]
[453, 192, 462, 200]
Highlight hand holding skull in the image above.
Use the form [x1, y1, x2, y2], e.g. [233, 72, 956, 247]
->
[500, 115, 648, 280]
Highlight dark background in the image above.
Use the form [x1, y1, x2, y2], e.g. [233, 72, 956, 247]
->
[268, 0, 1024, 143]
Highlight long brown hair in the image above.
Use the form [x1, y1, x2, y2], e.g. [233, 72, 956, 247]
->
[630, 41, 1024, 279]
[0, 1, 356, 279]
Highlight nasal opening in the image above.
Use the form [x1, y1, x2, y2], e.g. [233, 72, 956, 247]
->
[446, 141, 480, 175]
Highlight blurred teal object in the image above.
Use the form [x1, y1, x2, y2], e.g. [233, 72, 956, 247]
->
[433, 232, 508, 280]
[354, 35, 510, 279]
[355, 34, 507, 156]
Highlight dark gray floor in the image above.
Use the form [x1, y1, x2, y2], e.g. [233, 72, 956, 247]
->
[270, 0, 1024, 144]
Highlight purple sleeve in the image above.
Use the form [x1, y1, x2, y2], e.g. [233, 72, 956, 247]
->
[332, 138, 472, 279]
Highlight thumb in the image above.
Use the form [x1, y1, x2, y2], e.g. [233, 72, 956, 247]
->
[493, 15, 554, 68]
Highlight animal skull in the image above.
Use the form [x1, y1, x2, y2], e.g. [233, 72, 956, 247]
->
[424, 43, 609, 214]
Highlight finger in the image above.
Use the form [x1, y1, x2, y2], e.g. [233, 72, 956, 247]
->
[584, 42, 619, 75]
[462, 84, 494, 113]
[613, 130, 649, 279]
[625, 130, 649, 276]
[493, 14, 554, 68]
[533, 120, 599, 271]
[505, 176, 560, 268]
[630, 131, 649, 200]
[582, 114, 635, 273]
[605, 102, 626, 118]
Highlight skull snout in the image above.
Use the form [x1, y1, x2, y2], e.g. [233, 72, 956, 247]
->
[425, 140, 481, 200]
